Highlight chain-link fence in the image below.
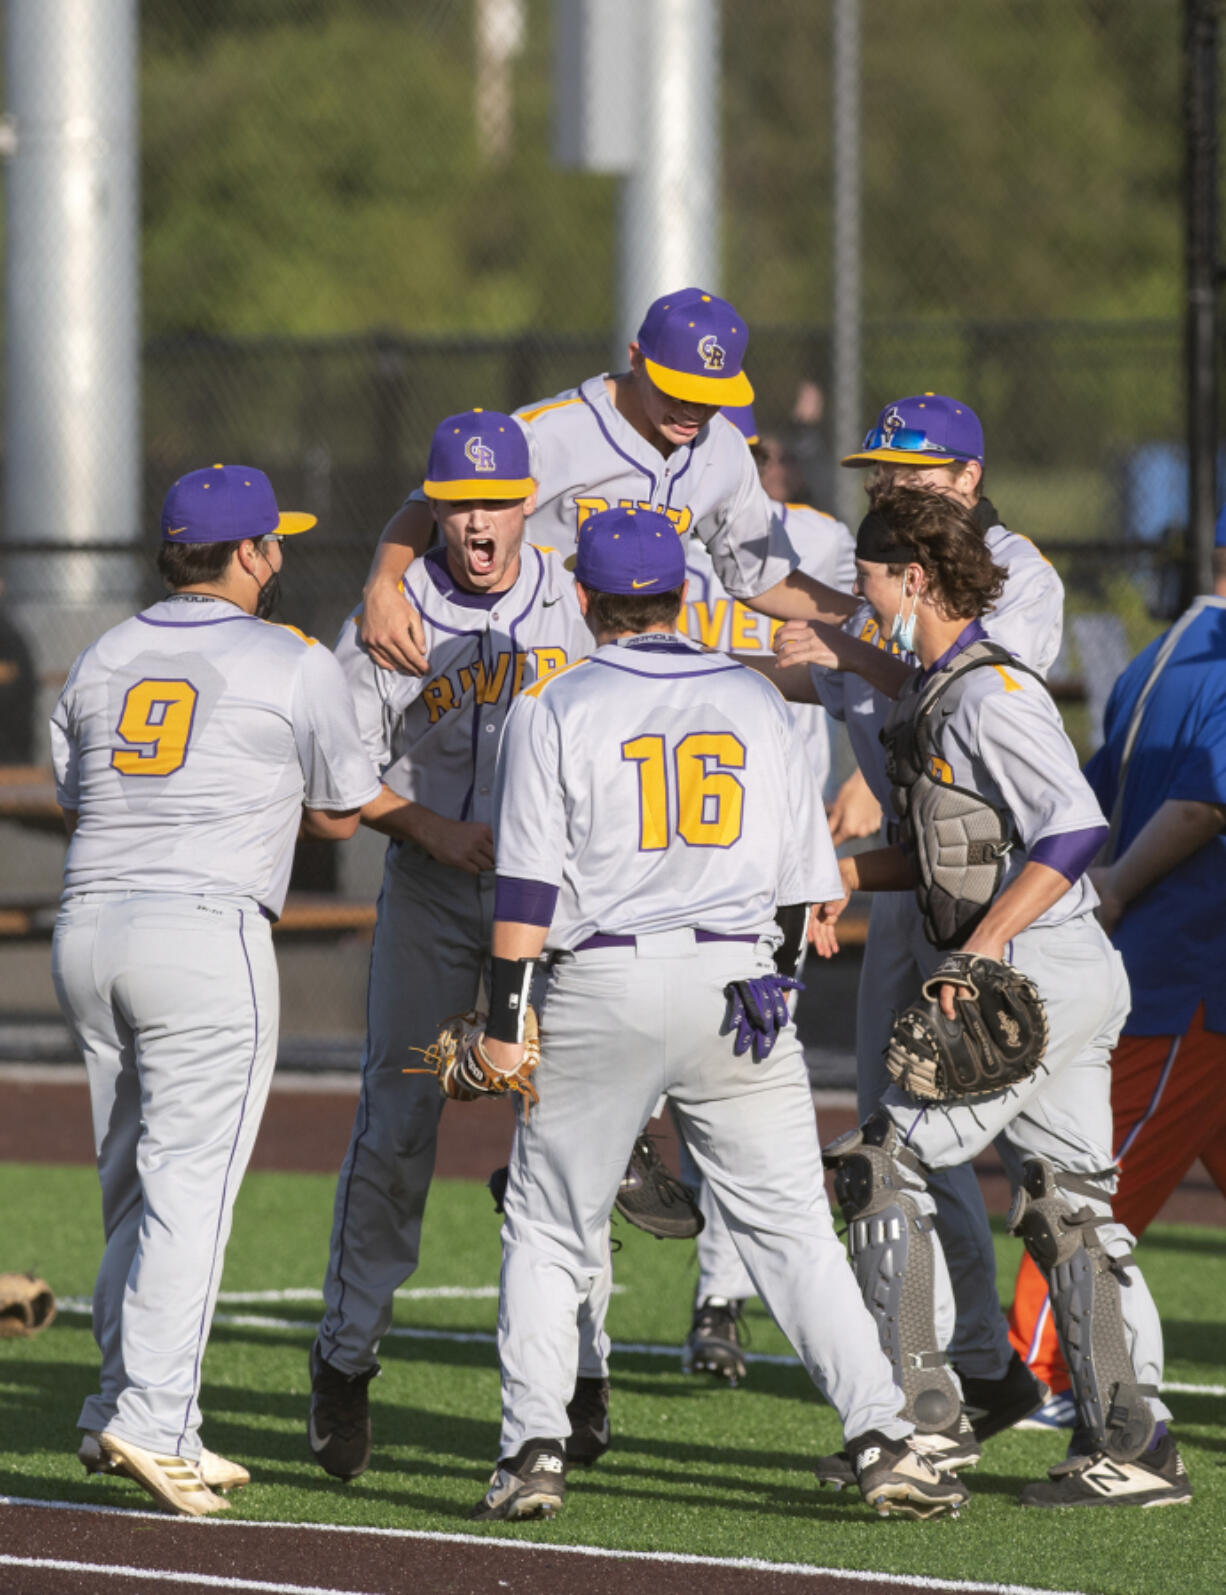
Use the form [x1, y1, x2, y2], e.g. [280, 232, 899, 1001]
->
[0, 0, 1212, 1065]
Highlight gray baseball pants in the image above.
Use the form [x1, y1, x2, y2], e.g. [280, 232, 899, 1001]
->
[52, 892, 278, 1459]
[884, 912, 1171, 1423]
[497, 931, 910, 1457]
[857, 889, 1016, 1380]
[318, 840, 610, 1378]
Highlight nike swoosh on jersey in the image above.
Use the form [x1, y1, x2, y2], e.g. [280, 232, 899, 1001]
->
[542, 596, 562, 607]
[631, 579, 658, 589]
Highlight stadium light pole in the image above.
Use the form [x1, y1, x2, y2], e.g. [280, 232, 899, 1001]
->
[831, 0, 862, 529]
[1184, 0, 1221, 600]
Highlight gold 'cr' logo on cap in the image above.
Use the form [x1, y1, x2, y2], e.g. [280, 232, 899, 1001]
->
[465, 436, 497, 472]
[698, 334, 726, 371]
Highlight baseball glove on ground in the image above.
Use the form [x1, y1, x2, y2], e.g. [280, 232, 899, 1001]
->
[409, 1007, 540, 1116]
[0, 1273, 57, 1339]
[614, 1135, 705, 1240]
[885, 954, 1048, 1102]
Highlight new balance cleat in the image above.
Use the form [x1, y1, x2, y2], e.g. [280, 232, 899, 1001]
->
[1019, 1433, 1191, 1509]
[79, 1430, 250, 1492]
[565, 1375, 611, 1466]
[308, 1340, 379, 1480]
[848, 1430, 970, 1520]
[89, 1432, 230, 1517]
[470, 1438, 567, 1521]
[958, 1352, 1048, 1444]
[815, 1411, 981, 1491]
[683, 1297, 748, 1383]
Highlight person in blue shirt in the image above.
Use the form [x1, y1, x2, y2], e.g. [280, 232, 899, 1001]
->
[1009, 520, 1226, 1419]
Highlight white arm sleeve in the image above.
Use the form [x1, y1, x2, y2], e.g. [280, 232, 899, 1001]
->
[778, 707, 843, 904]
[50, 686, 79, 809]
[290, 643, 382, 811]
[984, 559, 1065, 678]
[493, 692, 567, 885]
[697, 448, 798, 601]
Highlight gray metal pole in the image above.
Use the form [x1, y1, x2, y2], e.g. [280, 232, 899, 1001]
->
[831, 0, 862, 528]
[615, 0, 720, 365]
[1184, 0, 1220, 601]
[3, 0, 141, 611]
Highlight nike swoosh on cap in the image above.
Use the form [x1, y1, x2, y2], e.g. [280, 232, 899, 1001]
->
[166, 525, 188, 536]
[631, 579, 658, 589]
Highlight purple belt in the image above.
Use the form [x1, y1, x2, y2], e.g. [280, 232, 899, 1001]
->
[575, 930, 761, 952]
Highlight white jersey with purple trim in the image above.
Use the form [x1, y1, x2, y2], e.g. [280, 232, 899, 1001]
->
[682, 501, 856, 793]
[493, 633, 842, 952]
[890, 645, 1104, 930]
[814, 517, 1065, 810]
[409, 374, 798, 600]
[334, 543, 591, 823]
[51, 595, 380, 916]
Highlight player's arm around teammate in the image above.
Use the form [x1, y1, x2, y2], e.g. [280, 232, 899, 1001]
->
[466, 505, 966, 1526]
[51, 467, 379, 1517]
[817, 485, 1188, 1510]
[358, 290, 866, 676]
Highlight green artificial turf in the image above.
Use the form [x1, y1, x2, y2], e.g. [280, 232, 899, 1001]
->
[2, 1163, 1223, 1594]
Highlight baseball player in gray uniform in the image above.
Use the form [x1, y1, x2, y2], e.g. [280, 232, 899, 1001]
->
[308, 409, 601, 1481]
[356, 287, 864, 678]
[677, 400, 857, 1378]
[817, 485, 1187, 1509]
[464, 506, 967, 1524]
[774, 396, 1064, 1458]
[52, 466, 378, 1516]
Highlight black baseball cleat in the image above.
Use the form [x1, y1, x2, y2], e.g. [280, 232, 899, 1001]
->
[683, 1297, 748, 1383]
[846, 1430, 970, 1520]
[307, 1340, 379, 1480]
[816, 1411, 981, 1490]
[1019, 1432, 1192, 1509]
[470, 1438, 567, 1521]
[614, 1135, 705, 1239]
[957, 1351, 1049, 1444]
[565, 1375, 611, 1466]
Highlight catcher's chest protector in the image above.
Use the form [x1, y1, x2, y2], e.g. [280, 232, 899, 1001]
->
[883, 640, 1041, 950]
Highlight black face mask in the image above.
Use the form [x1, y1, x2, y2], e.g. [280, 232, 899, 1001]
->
[254, 554, 280, 620]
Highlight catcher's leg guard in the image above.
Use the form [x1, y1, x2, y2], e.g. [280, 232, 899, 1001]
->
[823, 1113, 961, 1433]
[1009, 1158, 1157, 1462]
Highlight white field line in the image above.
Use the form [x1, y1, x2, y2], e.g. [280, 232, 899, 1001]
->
[0, 1558, 378, 1595]
[49, 1298, 1226, 1394]
[0, 1500, 1093, 1595]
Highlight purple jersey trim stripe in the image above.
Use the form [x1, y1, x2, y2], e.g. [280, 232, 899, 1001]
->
[580, 387, 657, 498]
[590, 655, 744, 681]
[1029, 824, 1108, 883]
[136, 613, 253, 629]
[494, 875, 559, 927]
[918, 619, 990, 681]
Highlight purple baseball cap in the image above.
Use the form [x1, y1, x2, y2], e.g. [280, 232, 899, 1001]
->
[422, 408, 535, 501]
[841, 393, 984, 469]
[722, 402, 760, 444]
[574, 506, 686, 595]
[161, 464, 316, 544]
[636, 288, 753, 407]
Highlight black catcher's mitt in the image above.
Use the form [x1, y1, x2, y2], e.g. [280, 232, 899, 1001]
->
[885, 954, 1048, 1102]
[614, 1136, 705, 1240]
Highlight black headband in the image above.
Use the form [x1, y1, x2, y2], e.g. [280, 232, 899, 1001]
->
[855, 509, 915, 563]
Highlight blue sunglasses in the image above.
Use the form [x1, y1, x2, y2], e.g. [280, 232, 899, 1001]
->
[861, 424, 971, 457]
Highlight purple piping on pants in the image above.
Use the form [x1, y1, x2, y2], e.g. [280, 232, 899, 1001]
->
[178, 909, 262, 1450]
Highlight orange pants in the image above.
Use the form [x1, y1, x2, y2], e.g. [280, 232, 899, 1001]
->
[1007, 1006, 1226, 1392]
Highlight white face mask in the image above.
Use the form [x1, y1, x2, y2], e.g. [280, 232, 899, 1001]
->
[890, 582, 919, 654]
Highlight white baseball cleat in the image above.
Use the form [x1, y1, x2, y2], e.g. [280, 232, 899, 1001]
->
[80, 1431, 232, 1515]
[79, 1429, 250, 1492]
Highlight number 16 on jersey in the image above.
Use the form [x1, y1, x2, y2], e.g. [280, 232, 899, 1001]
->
[622, 731, 746, 850]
